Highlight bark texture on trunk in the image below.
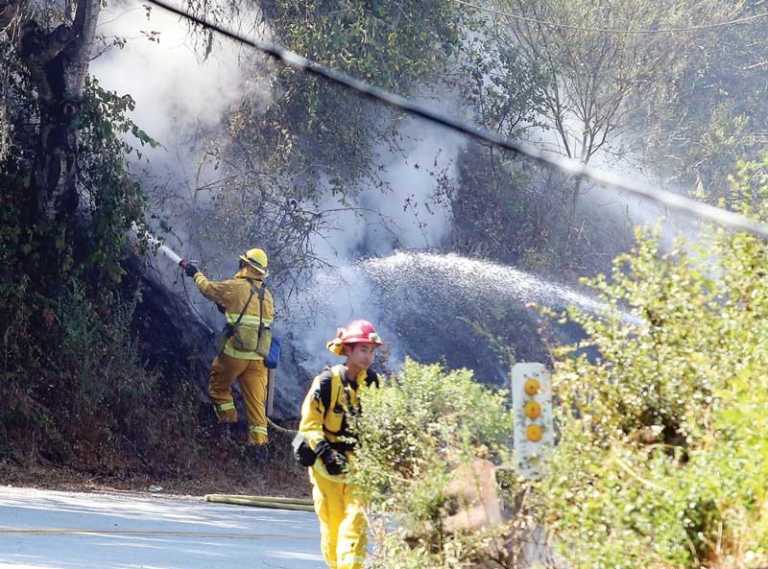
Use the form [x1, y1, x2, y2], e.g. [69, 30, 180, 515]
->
[4, 0, 100, 222]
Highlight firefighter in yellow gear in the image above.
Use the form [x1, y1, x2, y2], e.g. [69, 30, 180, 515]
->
[299, 320, 383, 569]
[180, 248, 274, 446]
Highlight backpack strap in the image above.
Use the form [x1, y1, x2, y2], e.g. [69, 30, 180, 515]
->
[324, 366, 375, 452]
[316, 365, 343, 419]
[257, 281, 266, 331]
[319, 372, 333, 416]
[319, 366, 347, 437]
[217, 283, 257, 356]
[234, 283, 257, 328]
[321, 366, 376, 413]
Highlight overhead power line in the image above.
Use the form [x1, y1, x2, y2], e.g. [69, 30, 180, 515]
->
[145, 0, 768, 240]
[450, 0, 768, 34]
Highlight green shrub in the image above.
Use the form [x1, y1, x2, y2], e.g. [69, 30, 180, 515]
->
[541, 155, 768, 569]
[349, 156, 768, 569]
[0, 51, 201, 476]
[351, 359, 524, 568]
[0, 277, 203, 475]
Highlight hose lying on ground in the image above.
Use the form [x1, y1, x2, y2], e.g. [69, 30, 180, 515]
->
[205, 494, 314, 512]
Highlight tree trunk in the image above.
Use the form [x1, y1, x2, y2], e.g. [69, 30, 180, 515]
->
[5, 0, 100, 222]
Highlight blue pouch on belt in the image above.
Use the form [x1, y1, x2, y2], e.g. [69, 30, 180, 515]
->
[264, 336, 281, 369]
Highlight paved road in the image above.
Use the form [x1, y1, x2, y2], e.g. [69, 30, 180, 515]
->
[0, 486, 325, 569]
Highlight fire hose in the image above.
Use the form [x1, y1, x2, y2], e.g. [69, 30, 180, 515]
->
[205, 494, 314, 512]
[136, 225, 215, 335]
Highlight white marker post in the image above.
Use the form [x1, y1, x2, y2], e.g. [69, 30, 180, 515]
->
[266, 369, 276, 417]
[511, 363, 554, 480]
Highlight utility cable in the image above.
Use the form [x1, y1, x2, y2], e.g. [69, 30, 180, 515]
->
[145, 0, 768, 240]
[449, 0, 768, 34]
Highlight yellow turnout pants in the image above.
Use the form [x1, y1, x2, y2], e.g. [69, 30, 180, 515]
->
[310, 467, 367, 569]
[208, 353, 268, 445]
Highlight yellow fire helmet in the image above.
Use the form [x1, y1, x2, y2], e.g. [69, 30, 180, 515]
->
[239, 248, 268, 275]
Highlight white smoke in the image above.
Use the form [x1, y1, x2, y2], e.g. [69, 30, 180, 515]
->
[576, 124, 707, 248]
[91, 0, 272, 247]
[91, 0, 273, 326]
[307, 117, 464, 263]
[92, 2, 270, 169]
[289, 97, 705, 374]
[90, 2, 465, 376]
[520, 111, 704, 250]
[286, 111, 466, 374]
[287, 266, 398, 375]
[358, 119, 464, 253]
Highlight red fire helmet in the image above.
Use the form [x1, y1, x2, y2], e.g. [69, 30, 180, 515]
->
[327, 320, 384, 356]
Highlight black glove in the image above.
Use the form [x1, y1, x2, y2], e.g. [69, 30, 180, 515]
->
[315, 440, 347, 476]
[179, 259, 198, 278]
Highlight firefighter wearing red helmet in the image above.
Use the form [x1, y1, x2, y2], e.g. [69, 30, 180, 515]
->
[299, 320, 383, 569]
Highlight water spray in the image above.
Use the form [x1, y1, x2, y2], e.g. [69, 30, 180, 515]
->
[143, 228, 183, 265]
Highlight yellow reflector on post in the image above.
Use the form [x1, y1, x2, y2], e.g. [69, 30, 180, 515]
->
[526, 424, 543, 442]
[523, 400, 542, 419]
[524, 378, 541, 396]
